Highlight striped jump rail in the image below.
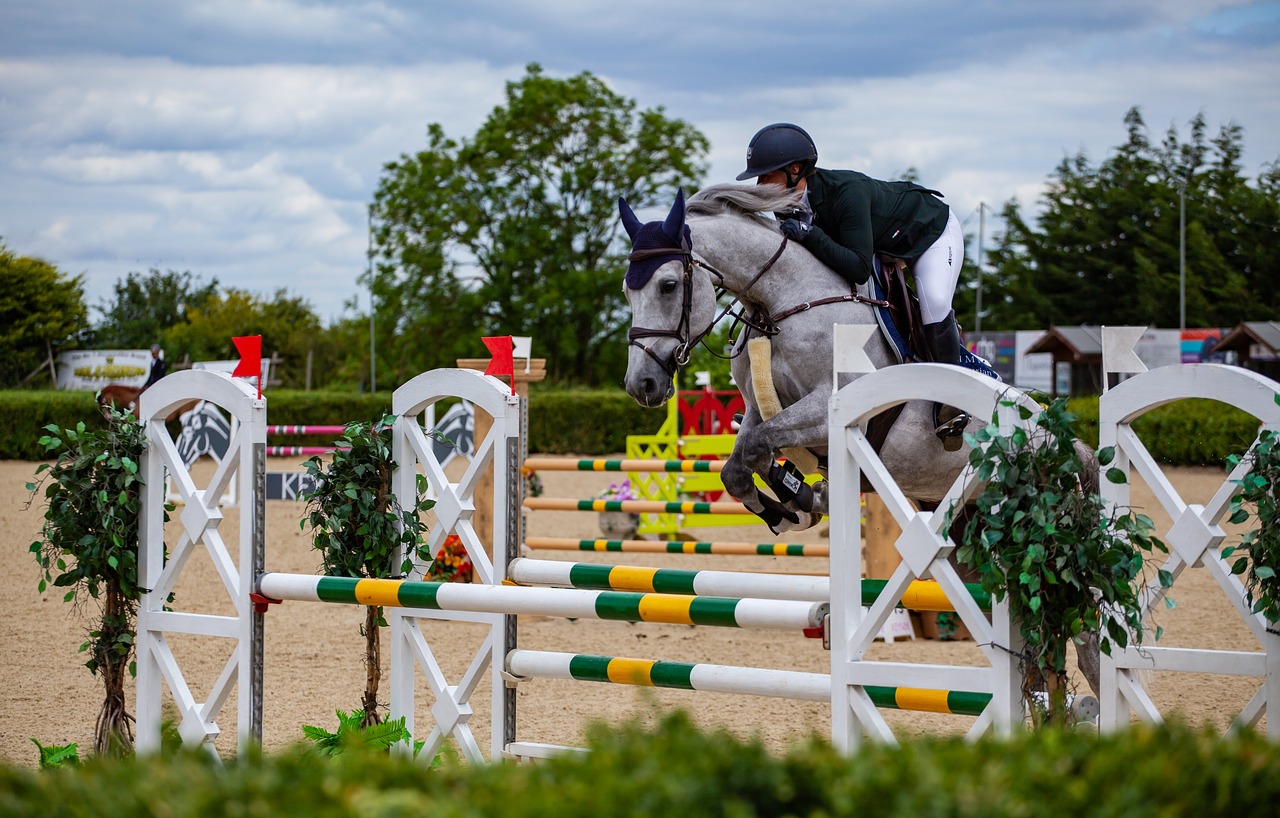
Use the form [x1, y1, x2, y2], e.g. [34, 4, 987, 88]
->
[266, 446, 341, 457]
[522, 457, 724, 474]
[524, 497, 749, 515]
[257, 573, 827, 630]
[505, 650, 990, 716]
[508, 558, 992, 611]
[525, 537, 828, 558]
[265, 425, 347, 435]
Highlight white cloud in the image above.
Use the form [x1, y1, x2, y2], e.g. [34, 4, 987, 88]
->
[1, 0, 1277, 325]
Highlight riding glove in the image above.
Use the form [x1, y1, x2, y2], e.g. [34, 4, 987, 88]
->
[780, 219, 811, 241]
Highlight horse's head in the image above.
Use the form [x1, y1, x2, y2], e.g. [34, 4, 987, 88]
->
[618, 189, 719, 407]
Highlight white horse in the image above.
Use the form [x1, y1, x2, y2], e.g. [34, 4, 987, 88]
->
[620, 184, 985, 533]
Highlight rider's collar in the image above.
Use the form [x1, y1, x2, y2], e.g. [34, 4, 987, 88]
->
[626, 224, 692, 290]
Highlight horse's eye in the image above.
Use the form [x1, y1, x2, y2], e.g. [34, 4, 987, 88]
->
[660, 278, 678, 295]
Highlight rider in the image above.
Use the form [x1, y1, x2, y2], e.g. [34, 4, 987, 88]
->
[735, 123, 993, 443]
[735, 124, 990, 371]
[141, 344, 167, 391]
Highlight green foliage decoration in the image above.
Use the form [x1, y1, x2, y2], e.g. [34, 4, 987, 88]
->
[301, 709, 424, 758]
[29, 739, 79, 770]
[25, 405, 168, 754]
[1222, 393, 1280, 624]
[954, 398, 1171, 721]
[301, 416, 434, 725]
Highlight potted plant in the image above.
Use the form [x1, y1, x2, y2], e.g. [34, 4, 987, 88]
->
[597, 478, 641, 539]
[1222, 393, 1280, 625]
[27, 405, 169, 754]
[301, 416, 434, 726]
[953, 398, 1171, 724]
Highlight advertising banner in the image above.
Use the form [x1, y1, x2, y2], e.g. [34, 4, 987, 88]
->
[55, 350, 150, 391]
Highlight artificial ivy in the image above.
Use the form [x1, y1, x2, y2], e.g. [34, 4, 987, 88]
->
[1222, 393, 1280, 625]
[952, 398, 1171, 722]
[300, 415, 434, 725]
[26, 405, 168, 754]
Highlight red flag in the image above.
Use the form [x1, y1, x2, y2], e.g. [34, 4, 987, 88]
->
[232, 335, 263, 399]
[482, 335, 515, 395]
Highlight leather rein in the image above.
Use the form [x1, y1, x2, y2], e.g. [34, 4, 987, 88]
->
[626, 233, 887, 377]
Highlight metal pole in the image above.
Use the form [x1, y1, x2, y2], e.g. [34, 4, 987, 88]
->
[1179, 183, 1186, 332]
[368, 206, 377, 394]
[976, 202, 986, 333]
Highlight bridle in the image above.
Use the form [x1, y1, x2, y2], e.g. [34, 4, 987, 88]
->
[625, 239, 724, 378]
[626, 228, 885, 379]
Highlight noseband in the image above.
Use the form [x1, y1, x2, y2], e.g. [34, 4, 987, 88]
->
[625, 243, 711, 377]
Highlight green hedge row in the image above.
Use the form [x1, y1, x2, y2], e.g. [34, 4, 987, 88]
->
[2, 714, 1277, 817]
[0, 389, 1261, 466]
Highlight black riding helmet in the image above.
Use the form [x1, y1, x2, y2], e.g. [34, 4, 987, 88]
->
[735, 123, 818, 187]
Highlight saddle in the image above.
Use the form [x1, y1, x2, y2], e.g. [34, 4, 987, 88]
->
[864, 255, 933, 365]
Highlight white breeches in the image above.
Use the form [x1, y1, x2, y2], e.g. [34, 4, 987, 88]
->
[912, 209, 964, 325]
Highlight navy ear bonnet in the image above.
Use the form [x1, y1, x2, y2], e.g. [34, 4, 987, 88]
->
[618, 188, 690, 290]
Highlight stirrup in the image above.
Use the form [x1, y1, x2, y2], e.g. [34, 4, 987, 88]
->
[933, 402, 969, 452]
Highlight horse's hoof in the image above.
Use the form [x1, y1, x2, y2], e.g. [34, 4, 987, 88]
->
[768, 510, 822, 536]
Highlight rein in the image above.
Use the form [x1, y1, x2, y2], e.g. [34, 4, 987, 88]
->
[626, 231, 888, 377]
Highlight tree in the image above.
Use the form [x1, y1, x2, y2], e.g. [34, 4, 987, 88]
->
[165, 288, 324, 388]
[979, 108, 1279, 329]
[93, 269, 220, 350]
[371, 63, 709, 386]
[0, 241, 89, 388]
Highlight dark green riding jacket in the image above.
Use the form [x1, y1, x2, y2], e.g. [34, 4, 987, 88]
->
[798, 167, 950, 288]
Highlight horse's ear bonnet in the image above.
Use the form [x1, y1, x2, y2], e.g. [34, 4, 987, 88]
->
[618, 189, 691, 290]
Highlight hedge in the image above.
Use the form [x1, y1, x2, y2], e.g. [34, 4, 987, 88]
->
[0, 389, 1262, 466]
[1, 714, 1277, 817]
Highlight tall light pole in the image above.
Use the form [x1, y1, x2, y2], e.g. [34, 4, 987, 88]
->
[1179, 180, 1186, 332]
[975, 201, 987, 333]
[368, 205, 377, 394]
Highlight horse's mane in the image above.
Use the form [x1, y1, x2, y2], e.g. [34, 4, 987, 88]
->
[686, 183, 802, 228]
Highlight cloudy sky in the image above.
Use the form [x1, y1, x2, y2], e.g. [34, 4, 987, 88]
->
[3, 1, 1278, 324]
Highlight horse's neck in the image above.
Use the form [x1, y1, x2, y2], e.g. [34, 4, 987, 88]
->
[695, 227, 845, 311]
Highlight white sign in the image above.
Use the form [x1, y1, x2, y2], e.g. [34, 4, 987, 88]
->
[192, 359, 271, 389]
[55, 349, 151, 391]
[1013, 331, 1053, 393]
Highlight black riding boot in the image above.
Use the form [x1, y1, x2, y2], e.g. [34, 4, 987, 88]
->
[923, 311, 971, 451]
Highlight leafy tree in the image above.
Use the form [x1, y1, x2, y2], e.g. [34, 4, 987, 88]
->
[371, 63, 709, 386]
[93, 268, 220, 349]
[165, 288, 324, 388]
[978, 108, 1279, 329]
[0, 241, 89, 388]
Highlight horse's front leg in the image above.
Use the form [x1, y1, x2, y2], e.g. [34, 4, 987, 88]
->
[720, 407, 768, 514]
[722, 393, 829, 534]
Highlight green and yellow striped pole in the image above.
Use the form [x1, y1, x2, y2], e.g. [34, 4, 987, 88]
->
[506, 650, 991, 716]
[524, 537, 826, 558]
[509, 558, 991, 611]
[257, 573, 827, 630]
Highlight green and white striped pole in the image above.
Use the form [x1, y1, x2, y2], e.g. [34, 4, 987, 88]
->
[257, 573, 827, 630]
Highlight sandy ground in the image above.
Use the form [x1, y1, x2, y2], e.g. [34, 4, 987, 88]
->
[1, 455, 1267, 768]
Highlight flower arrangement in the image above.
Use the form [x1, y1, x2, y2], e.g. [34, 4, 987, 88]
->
[597, 479, 638, 502]
[521, 465, 544, 498]
[596, 479, 640, 538]
[426, 534, 473, 583]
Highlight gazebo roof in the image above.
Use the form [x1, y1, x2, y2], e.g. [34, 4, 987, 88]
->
[1023, 325, 1103, 361]
[1213, 321, 1280, 355]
